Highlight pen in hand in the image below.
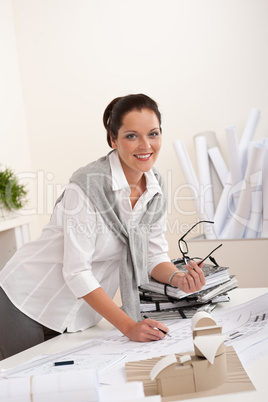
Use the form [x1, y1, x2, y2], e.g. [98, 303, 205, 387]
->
[143, 315, 171, 337]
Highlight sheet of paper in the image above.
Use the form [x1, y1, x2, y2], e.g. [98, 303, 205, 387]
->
[5, 338, 126, 378]
[99, 381, 145, 401]
[238, 337, 268, 367]
[210, 293, 268, 354]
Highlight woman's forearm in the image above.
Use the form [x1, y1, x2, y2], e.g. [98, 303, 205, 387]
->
[82, 287, 136, 335]
[150, 261, 184, 284]
[82, 286, 170, 342]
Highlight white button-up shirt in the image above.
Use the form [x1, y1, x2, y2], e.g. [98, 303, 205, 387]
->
[0, 151, 170, 333]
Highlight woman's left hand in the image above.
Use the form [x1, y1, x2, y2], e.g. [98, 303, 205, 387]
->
[171, 260, 206, 293]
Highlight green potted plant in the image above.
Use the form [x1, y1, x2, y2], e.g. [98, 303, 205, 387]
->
[0, 166, 28, 218]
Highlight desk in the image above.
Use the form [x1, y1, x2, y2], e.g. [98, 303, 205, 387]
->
[1, 288, 268, 402]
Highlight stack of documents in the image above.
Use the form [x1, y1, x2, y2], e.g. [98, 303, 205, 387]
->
[139, 262, 237, 319]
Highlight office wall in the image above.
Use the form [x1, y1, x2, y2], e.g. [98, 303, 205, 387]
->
[0, 0, 31, 176]
[10, 0, 268, 260]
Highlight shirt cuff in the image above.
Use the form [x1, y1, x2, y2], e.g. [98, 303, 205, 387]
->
[64, 270, 101, 298]
[147, 254, 171, 275]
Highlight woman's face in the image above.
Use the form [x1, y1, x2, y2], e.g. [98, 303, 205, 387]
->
[111, 108, 162, 183]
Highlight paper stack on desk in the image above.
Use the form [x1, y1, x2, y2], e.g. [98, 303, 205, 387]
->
[139, 262, 237, 319]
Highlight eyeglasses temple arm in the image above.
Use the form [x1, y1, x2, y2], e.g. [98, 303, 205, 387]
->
[197, 243, 223, 266]
[179, 220, 215, 242]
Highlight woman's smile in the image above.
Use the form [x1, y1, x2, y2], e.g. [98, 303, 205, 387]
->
[134, 152, 153, 160]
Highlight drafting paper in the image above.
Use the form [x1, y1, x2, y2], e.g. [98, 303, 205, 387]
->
[99, 381, 145, 401]
[4, 340, 125, 378]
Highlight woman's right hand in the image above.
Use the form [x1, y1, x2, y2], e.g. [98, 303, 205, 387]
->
[123, 317, 170, 342]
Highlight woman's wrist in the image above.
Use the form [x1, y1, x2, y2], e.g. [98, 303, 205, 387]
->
[169, 270, 184, 287]
[118, 315, 137, 336]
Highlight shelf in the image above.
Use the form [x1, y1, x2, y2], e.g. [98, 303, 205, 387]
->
[0, 215, 32, 232]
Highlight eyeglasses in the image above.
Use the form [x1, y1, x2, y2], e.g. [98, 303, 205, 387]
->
[176, 220, 222, 267]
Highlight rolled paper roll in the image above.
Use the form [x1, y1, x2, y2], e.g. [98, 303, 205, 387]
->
[261, 139, 268, 237]
[173, 140, 216, 239]
[239, 108, 261, 177]
[195, 136, 214, 221]
[227, 143, 266, 239]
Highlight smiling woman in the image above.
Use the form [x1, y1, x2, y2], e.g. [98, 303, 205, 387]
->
[110, 108, 162, 207]
[103, 94, 163, 207]
[0, 93, 205, 360]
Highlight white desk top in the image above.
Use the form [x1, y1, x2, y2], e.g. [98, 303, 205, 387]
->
[1, 288, 268, 402]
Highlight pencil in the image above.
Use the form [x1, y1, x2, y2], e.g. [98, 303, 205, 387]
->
[143, 315, 171, 337]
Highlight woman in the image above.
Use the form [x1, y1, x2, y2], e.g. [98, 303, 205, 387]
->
[0, 94, 205, 360]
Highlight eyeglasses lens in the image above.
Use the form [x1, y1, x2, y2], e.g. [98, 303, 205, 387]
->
[179, 239, 188, 254]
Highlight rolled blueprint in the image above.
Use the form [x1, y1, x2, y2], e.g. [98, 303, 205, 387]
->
[195, 136, 214, 220]
[213, 172, 232, 238]
[173, 140, 216, 239]
[194, 131, 223, 208]
[208, 147, 229, 186]
[214, 109, 261, 239]
[239, 108, 261, 176]
[226, 143, 266, 239]
[261, 139, 268, 238]
[226, 126, 243, 185]
[225, 126, 243, 208]
[244, 170, 263, 238]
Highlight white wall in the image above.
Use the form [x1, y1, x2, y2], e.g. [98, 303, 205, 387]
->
[0, 0, 31, 176]
[9, 0, 268, 258]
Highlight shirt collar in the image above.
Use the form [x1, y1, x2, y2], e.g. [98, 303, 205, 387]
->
[109, 150, 162, 195]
